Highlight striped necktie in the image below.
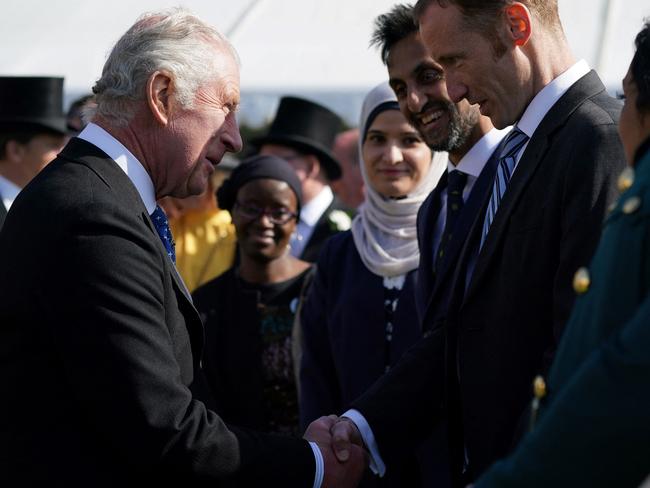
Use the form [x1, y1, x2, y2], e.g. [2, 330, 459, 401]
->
[480, 127, 529, 248]
[150, 205, 176, 264]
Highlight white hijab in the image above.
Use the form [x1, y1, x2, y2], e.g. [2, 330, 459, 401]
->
[351, 82, 447, 278]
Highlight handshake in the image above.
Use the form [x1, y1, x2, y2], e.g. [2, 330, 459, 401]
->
[303, 415, 369, 488]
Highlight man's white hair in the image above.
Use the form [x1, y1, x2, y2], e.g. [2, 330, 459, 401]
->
[87, 8, 239, 126]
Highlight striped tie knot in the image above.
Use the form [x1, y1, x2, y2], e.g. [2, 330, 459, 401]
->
[480, 127, 529, 249]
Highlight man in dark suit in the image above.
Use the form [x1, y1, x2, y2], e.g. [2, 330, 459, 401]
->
[256, 97, 351, 262]
[0, 9, 364, 488]
[472, 20, 650, 488]
[0, 76, 67, 231]
[319, 1, 626, 486]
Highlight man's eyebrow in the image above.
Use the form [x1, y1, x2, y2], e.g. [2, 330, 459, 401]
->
[413, 60, 443, 74]
[438, 51, 465, 64]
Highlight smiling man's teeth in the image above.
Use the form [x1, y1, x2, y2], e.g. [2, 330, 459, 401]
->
[420, 110, 444, 125]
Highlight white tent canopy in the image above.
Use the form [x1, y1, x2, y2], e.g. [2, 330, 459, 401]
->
[1, 0, 648, 124]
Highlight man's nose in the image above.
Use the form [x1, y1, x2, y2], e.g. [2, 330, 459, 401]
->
[224, 114, 243, 153]
[406, 88, 426, 114]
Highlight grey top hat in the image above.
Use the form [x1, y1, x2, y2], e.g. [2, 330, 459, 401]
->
[251, 96, 344, 181]
[0, 77, 67, 135]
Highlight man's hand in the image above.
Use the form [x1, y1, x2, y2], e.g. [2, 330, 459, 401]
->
[304, 416, 367, 488]
[330, 416, 363, 462]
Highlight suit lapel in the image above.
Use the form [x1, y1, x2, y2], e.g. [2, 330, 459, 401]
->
[0, 197, 7, 231]
[420, 172, 447, 274]
[421, 149, 499, 325]
[434, 150, 499, 296]
[466, 70, 607, 300]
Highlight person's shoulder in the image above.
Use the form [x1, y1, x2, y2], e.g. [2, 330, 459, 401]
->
[13, 155, 118, 226]
[564, 87, 622, 131]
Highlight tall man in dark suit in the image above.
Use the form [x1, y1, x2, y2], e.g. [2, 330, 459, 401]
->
[317, 1, 626, 486]
[256, 97, 351, 262]
[0, 9, 364, 488]
[0, 77, 67, 231]
[472, 20, 650, 488]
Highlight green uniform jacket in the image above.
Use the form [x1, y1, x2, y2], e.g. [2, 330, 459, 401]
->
[475, 145, 650, 488]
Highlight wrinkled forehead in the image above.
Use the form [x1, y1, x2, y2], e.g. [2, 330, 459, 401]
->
[202, 48, 241, 102]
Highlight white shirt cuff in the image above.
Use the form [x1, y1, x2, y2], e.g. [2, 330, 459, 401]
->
[309, 441, 324, 488]
[342, 409, 386, 477]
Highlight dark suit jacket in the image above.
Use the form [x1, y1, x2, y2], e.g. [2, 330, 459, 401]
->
[0, 197, 7, 231]
[475, 145, 650, 488]
[0, 138, 315, 487]
[300, 197, 351, 263]
[414, 149, 500, 330]
[351, 70, 625, 484]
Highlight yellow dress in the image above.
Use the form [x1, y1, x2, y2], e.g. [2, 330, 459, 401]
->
[170, 209, 236, 292]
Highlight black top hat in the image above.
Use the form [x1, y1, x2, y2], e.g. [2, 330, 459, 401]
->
[0, 77, 67, 135]
[252, 97, 344, 181]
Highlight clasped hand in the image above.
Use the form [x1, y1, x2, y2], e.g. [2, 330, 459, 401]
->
[304, 415, 367, 488]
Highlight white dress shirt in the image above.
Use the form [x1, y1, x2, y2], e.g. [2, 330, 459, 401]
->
[344, 60, 593, 479]
[77, 122, 325, 488]
[290, 185, 334, 258]
[0, 174, 21, 211]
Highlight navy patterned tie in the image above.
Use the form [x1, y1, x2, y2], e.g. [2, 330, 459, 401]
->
[150, 205, 176, 264]
[480, 127, 529, 248]
[435, 170, 468, 272]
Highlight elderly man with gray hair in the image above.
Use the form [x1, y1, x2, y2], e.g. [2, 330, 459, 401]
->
[0, 9, 364, 488]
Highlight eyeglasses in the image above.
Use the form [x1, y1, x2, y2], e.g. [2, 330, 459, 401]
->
[234, 202, 298, 225]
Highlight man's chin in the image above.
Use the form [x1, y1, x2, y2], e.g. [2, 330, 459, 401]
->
[423, 134, 451, 152]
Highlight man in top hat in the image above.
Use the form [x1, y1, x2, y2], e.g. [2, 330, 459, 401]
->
[0, 76, 68, 230]
[256, 96, 352, 262]
[331, 128, 365, 210]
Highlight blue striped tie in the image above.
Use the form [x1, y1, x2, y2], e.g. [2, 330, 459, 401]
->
[150, 205, 176, 264]
[480, 127, 529, 248]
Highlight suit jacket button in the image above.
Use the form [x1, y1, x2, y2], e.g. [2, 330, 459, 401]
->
[573, 267, 591, 294]
[623, 196, 642, 214]
[617, 167, 635, 193]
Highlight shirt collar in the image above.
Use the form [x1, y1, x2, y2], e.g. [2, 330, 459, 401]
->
[0, 174, 22, 211]
[447, 126, 512, 177]
[300, 185, 334, 226]
[77, 122, 157, 214]
[517, 60, 591, 138]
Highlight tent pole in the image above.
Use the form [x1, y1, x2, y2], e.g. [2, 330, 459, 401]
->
[595, 0, 619, 77]
[226, 0, 263, 38]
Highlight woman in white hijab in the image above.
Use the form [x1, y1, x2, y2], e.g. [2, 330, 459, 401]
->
[299, 82, 446, 487]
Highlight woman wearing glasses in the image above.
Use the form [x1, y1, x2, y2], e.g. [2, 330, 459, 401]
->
[192, 155, 312, 436]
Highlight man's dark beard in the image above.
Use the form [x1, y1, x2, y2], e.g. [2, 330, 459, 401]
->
[425, 103, 479, 152]
[416, 101, 478, 153]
